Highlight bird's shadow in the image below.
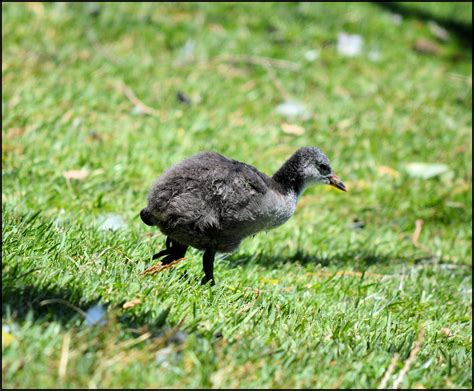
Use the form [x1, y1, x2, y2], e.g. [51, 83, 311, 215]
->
[2, 245, 411, 330]
[225, 247, 410, 270]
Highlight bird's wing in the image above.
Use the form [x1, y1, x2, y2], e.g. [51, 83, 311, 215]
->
[149, 152, 270, 231]
[201, 153, 269, 211]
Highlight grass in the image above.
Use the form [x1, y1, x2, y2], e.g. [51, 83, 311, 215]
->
[2, 2, 472, 389]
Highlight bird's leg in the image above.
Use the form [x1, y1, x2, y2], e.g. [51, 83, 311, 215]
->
[201, 249, 216, 286]
[151, 237, 172, 260]
[152, 249, 168, 260]
[161, 240, 188, 265]
[152, 237, 187, 265]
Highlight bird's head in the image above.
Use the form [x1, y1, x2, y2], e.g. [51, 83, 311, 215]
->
[296, 147, 347, 192]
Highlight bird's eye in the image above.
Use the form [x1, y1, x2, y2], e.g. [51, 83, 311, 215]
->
[319, 163, 330, 174]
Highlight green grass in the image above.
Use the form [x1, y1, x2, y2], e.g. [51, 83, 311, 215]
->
[2, 2, 472, 389]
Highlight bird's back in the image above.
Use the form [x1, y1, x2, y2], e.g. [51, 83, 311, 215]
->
[143, 152, 293, 252]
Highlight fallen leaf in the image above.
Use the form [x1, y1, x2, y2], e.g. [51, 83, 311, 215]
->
[61, 110, 74, 123]
[63, 170, 89, 180]
[413, 39, 441, 55]
[336, 118, 353, 130]
[428, 21, 449, 41]
[123, 298, 141, 309]
[26, 2, 44, 15]
[405, 162, 451, 179]
[5, 127, 26, 139]
[440, 327, 454, 337]
[378, 166, 400, 178]
[78, 50, 92, 60]
[241, 80, 256, 91]
[209, 24, 225, 34]
[238, 302, 254, 314]
[281, 123, 305, 135]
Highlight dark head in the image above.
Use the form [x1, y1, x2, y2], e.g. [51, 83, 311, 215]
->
[140, 207, 156, 226]
[273, 147, 347, 195]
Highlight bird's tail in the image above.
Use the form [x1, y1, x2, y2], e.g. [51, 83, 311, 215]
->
[140, 207, 156, 226]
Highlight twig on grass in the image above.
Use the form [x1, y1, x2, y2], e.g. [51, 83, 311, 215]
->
[58, 332, 71, 379]
[261, 61, 291, 100]
[378, 353, 400, 389]
[392, 326, 425, 389]
[411, 219, 436, 256]
[398, 263, 406, 292]
[86, 30, 121, 65]
[141, 257, 187, 276]
[217, 54, 294, 99]
[411, 219, 423, 248]
[116, 82, 161, 117]
[39, 298, 88, 318]
[86, 31, 161, 118]
[117, 331, 152, 349]
[218, 54, 301, 71]
[306, 270, 388, 279]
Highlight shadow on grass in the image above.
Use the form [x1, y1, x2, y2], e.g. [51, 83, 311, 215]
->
[2, 284, 98, 324]
[373, 2, 472, 50]
[1, 283, 171, 332]
[226, 247, 411, 270]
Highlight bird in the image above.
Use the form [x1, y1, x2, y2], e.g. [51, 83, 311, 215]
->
[140, 147, 346, 285]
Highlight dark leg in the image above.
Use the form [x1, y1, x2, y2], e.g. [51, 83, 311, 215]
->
[152, 237, 172, 260]
[152, 237, 188, 264]
[201, 249, 216, 286]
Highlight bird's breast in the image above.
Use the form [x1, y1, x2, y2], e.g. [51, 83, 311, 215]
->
[253, 190, 297, 230]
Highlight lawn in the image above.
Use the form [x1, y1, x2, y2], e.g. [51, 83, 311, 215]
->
[2, 2, 472, 389]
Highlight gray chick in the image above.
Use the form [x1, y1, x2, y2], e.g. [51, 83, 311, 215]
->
[140, 147, 346, 285]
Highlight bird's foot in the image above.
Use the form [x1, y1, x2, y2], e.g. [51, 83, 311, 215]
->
[152, 248, 170, 261]
[151, 250, 178, 265]
[151, 238, 188, 265]
[201, 276, 215, 286]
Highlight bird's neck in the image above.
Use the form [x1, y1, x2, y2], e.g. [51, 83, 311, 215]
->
[272, 153, 305, 196]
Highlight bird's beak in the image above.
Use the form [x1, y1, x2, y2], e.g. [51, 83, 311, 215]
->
[328, 174, 347, 192]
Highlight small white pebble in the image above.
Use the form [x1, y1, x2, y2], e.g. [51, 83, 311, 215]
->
[85, 304, 107, 326]
[98, 214, 126, 231]
[368, 50, 382, 62]
[390, 13, 402, 25]
[304, 49, 319, 62]
[337, 32, 363, 57]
